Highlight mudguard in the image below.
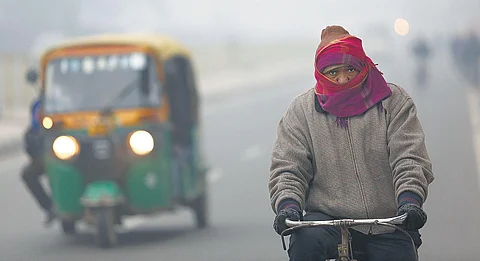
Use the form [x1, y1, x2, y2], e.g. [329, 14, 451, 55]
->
[81, 181, 124, 207]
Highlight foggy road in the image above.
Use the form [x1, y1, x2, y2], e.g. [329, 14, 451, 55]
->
[1, 52, 479, 261]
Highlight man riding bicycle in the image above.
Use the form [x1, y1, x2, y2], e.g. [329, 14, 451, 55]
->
[268, 25, 434, 261]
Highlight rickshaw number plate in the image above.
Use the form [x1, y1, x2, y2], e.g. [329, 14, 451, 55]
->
[92, 140, 111, 159]
[88, 125, 107, 136]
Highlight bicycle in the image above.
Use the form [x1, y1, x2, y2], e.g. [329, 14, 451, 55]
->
[280, 213, 418, 261]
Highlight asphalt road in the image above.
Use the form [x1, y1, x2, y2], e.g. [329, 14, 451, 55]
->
[0, 51, 479, 261]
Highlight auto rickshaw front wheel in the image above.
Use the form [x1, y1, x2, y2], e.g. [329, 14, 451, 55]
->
[94, 207, 117, 248]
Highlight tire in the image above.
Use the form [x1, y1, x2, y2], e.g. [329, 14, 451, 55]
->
[192, 168, 209, 229]
[61, 220, 76, 235]
[94, 208, 117, 248]
[192, 190, 208, 229]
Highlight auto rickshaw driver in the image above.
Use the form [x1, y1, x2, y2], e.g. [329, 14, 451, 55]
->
[21, 69, 56, 226]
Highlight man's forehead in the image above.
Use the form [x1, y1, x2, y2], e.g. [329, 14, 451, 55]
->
[322, 64, 350, 73]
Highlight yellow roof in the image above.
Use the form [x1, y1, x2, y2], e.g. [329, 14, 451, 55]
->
[41, 33, 191, 60]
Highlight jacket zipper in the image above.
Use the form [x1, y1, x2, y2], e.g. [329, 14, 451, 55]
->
[345, 119, 371, 230]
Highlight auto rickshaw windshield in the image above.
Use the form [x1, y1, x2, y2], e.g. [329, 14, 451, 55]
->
[43, 52, 162, 114]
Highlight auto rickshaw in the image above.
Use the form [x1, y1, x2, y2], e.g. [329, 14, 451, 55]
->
[25, 34, 209, 248]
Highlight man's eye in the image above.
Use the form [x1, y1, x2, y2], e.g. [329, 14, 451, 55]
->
[348, 68, 356, 72]
[328, 71, 337, 76]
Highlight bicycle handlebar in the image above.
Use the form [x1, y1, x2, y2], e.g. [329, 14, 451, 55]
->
[280, 213, 411, 254]
[285, 213, 408, 228]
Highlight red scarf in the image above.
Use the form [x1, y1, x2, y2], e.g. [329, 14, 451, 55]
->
[314, 36, 392, 127]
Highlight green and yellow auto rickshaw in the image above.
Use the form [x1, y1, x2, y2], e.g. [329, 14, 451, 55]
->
[27, 34, 209, 248]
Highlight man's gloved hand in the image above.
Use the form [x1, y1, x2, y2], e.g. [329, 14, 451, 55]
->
[398, 204, 427, 230]
[397, 192, 427, 230]
[273, 200, 302, 235]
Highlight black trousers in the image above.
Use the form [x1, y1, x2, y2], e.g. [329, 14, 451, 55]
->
[288, 212, 422, 261]
[21, 159, 52, 212]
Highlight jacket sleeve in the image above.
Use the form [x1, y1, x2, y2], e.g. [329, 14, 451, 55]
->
[269, 100, 314, 214]
[387, 96, 434, 205]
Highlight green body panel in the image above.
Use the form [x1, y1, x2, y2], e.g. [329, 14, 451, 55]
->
[82, 181, 123, 206]
[188, 126, 207, 197]
[126, 130, 172, 210]
[45, 124, 207, 216]
[46, 158, 84, 215]
[125, 155, 171, 209]
[181, 146, 197, 200]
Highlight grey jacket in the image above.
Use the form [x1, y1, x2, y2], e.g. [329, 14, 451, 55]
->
[268, 83, 434, 234]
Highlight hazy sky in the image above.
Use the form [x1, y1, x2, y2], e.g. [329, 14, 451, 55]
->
[76, 0, 480, 37]
[0, 0, 479, 51]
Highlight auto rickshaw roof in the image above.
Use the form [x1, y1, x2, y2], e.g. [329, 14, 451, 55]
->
[40, 33, 191, 61]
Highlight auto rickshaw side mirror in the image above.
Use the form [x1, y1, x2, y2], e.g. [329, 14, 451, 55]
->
[26, 68, 39, 85]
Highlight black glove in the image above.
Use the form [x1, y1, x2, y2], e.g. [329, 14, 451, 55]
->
[397, 191, 427, 230]
[398, 204, 427, 230]
[273, 200, 302, 235]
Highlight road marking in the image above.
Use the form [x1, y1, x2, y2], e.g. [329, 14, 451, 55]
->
[122, 216, 148, 230]
[207, 167, 223, 183]
[242, 145, 263, 161]
[466, 88, 480, 191]
[75, 216, 148, 233]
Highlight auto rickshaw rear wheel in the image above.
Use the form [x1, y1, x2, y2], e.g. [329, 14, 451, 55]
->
[191, 169, 209, 230]
[61, 220, 76, 235]
[94, 207, 117, 248]
[193, 191, 208, 229]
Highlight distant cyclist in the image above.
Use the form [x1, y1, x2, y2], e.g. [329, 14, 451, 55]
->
[463, 30, 480, 87]
[411, 36, 432, 87]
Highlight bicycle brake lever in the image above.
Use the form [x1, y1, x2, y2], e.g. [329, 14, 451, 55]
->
[280, 227, 298, 250]
[281, 235, 287, 250]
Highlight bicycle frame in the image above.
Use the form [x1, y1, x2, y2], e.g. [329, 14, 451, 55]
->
[281, 213, 417, 261]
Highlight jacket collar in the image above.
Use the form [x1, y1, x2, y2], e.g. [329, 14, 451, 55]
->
[314, 92, 325, 113]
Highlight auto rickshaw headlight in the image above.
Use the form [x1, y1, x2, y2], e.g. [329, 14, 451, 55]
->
[42, 117, 53, 129]
[129, 130, 154, 155]
[52, 135, 80, 160]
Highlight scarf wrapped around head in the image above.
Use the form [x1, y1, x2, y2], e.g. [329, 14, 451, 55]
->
[314, 26, 392, 127]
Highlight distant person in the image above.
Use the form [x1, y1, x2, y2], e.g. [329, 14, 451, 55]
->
[450, 35, 465, 69]
[463, 30, 480, 86]
[411, 37, 432, 86]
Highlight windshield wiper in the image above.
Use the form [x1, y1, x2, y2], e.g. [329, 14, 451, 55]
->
[100, 65, 151, 116]
[99, 78, 140, 116]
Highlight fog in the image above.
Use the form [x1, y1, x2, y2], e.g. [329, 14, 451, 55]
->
[0, 1, 480, 260]
[0, 0, 479, 50]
